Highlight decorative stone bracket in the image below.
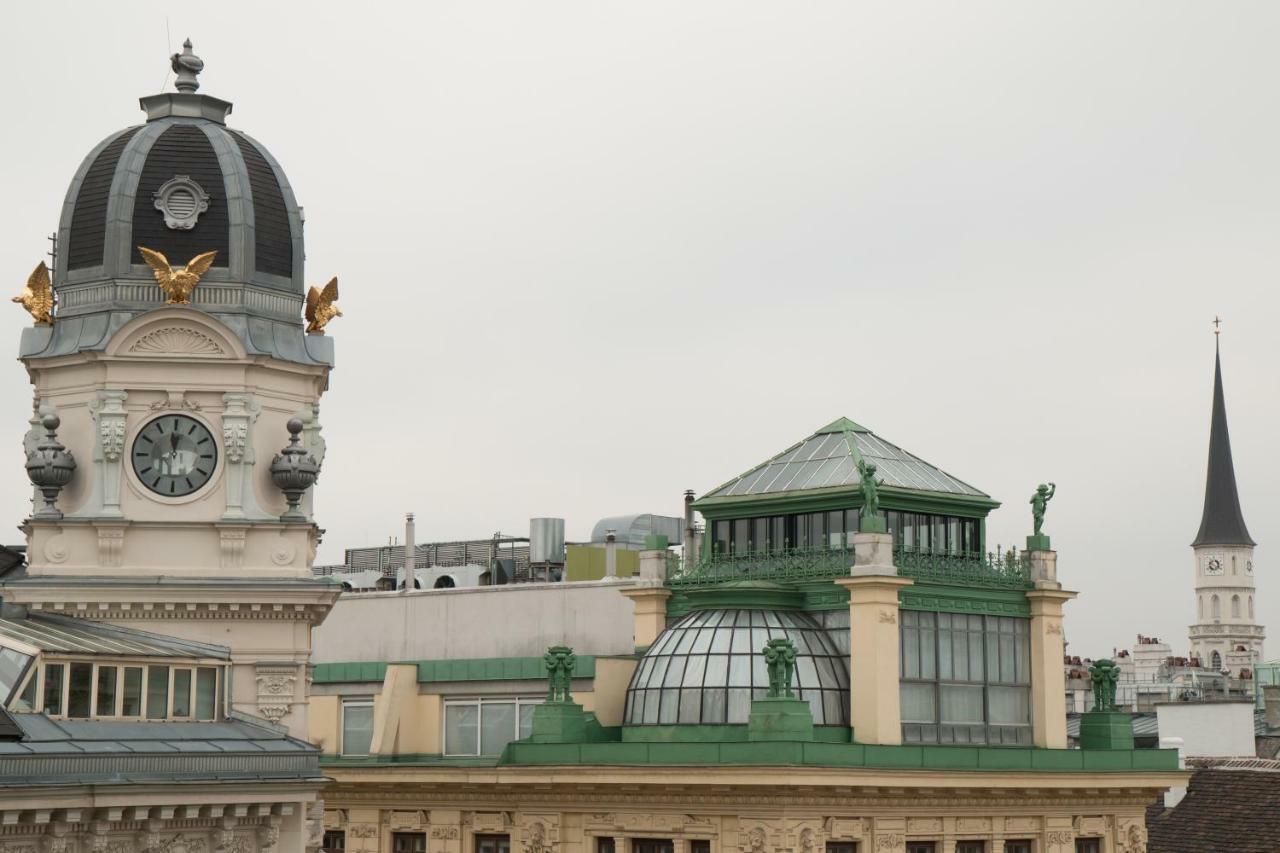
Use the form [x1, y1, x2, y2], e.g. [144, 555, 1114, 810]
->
[255, 662, 300, 724]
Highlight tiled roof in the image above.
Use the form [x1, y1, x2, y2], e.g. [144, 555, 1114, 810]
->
[1148, 765, 1280, 853]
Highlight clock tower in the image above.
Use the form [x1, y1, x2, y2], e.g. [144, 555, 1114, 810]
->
[4, 42, 341, 739]
[1188, 336, 1262, 677]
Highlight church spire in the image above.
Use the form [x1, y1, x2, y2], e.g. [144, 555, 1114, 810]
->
[1192, 334, 1255, 546]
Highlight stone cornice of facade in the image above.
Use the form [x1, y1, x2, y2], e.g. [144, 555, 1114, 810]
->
[4, 579, 340, 624]
[22, 343, 331, 379]
[322, 780, 1162, 810]
[0, 783, 320, 825]
[1189, 624, 1265, 638]
[322, 765, 1185, 795]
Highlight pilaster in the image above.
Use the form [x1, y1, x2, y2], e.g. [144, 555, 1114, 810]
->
[1026, 582, 1076, 749]
[222, 392, 266, 520]
[835, 570, 912, 745]
[619, 585, 672, 650]
[88, 390, 129, 518]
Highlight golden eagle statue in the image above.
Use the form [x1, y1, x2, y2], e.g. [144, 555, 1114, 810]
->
[12, 262, 54, 326]
[305, 277, 342, 334]
[137, 247, 218, 304]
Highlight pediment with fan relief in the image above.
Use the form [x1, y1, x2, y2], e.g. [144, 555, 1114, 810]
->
[126, 325, 228, 357]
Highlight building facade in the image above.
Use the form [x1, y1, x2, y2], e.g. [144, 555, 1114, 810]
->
[1187, 341, 1263, 676]
[0, 43, 340, 852]
[312, 419, 1181, 853]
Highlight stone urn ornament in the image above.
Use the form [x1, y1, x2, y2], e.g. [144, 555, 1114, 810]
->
[25, 414, 76, 519]
[269, 418, 320, 521]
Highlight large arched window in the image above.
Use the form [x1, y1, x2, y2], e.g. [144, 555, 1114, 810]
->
[1211, 650, 1222, 670]
[1249, 596, 1255, 619]
[1232, 555, 1237, 574]
[1231, 595, 1241, 619]
[1211, 595, 1221, 619]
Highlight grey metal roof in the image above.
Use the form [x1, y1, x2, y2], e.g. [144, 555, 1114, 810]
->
[0, 612, 229, 659]
[1192, 343, 1255, 547]
[703, 417, 988, 500]
[590, 514, 685, 548]
[0, 713, 319, 786]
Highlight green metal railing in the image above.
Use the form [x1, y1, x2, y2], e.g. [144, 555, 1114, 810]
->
[666, 545, 1032, 589]
[894, 546, 1032, 589]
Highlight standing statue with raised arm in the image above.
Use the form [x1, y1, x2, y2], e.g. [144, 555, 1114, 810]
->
[1030, 482, 1056, 537]
[857, 459, 886, 533]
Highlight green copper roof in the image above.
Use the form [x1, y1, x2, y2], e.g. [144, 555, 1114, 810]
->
[702, 418, 988, 501]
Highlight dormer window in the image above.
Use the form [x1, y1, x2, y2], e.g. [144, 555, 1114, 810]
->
[22, 660, 224, 721]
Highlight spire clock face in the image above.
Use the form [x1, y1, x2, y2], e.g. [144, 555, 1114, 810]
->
[1205, 558, 1223, 575]
[132, 415, 217, 496]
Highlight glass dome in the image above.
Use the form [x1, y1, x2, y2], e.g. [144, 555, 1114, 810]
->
[623, 608, 850, 726]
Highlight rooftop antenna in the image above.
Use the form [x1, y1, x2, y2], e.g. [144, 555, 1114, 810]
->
[45, 232, 57, 287]
[160, 18, 173, 91]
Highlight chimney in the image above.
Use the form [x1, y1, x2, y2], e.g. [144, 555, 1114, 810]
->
[605, 529, 617, 578]
[683, 489, 698, 564]
[1264, 685, 1280, 730]
[1159, 736, 1187, 808]
[401, 512, 415, 593]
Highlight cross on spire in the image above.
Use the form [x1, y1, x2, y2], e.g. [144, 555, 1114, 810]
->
[1213, 315, 1222, 336]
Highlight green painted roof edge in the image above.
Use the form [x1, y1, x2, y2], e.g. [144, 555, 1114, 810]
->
[501, 740, 1180, 772]
[313, 656, 597, 685]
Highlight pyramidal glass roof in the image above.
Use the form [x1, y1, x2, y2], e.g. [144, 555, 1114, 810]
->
[702, 417, 988, 500]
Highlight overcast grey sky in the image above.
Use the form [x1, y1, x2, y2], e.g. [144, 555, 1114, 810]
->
[0, 2, 1275, 659]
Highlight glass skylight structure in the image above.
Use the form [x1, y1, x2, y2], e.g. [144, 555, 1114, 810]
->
[624, 609, 850, 726]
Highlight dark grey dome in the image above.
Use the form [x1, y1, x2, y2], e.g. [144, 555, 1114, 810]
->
[23, 42, 330, 368]
[624, 608, 850, 727]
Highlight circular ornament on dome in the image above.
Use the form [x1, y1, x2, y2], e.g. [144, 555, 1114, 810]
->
[153, 174, 211, 230]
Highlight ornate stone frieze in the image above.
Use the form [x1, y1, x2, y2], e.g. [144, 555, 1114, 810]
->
[255, 662, 300, 723]
[822, 819, 863, 841]
[222, 393, 265, 521]
[348, 826, 378, 839]
[1115, 818, 1147, 853]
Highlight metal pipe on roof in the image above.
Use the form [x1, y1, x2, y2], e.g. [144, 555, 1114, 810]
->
[402, 513, 415, 593]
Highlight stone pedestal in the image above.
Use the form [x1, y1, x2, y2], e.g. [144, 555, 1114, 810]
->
[637, 549, 667, 582]
[1026, 533, 1052, 552]
[835, 572, 912, 745]
[620, 584, 671, 651]
[851, 532, 895, 575]
[1079, 710, 1135, 750]
[1027, 547, 1057, 586]
[529, 701, 588, 743]
[747, 697, 814, 741]
[1026, 587, 1076, 748]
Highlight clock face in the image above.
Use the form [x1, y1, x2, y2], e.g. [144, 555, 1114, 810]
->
[131, 415, 217, 496]
[1206, 558, 1223, 575]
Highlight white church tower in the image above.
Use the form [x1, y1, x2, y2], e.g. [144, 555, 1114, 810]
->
[1188, 334, 1263, 676]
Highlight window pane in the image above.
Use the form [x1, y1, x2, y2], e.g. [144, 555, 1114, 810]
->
[146, 666, 170, 719]
[172, 669, 192, 717]
[342, 702, 374, 756]
[518, 701, 538, 739]
[713, 520, 729, 555]
[901, 683, 936, 723]
[67, 662, 93, 718]
[732, 519, 750, 555]
[96, 666, 118, 716]
[445, 702, 479, 755]
[809, 512, 826, 547]
[196, 668, 217, 719]
[0, 647, 32, 704]
[940, 685, 984, 725]
[15, 673, 36, 711]
[122, 667, 143, 716]
[42, 663, 64, 715]
[475, 836, 511, 853]
[770, 517, 785, 553]
[753, 518, 768, 553]
[827, 511, 844, 549]
[988, 686, 1031, 725]
[480, 701, 516, 755]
